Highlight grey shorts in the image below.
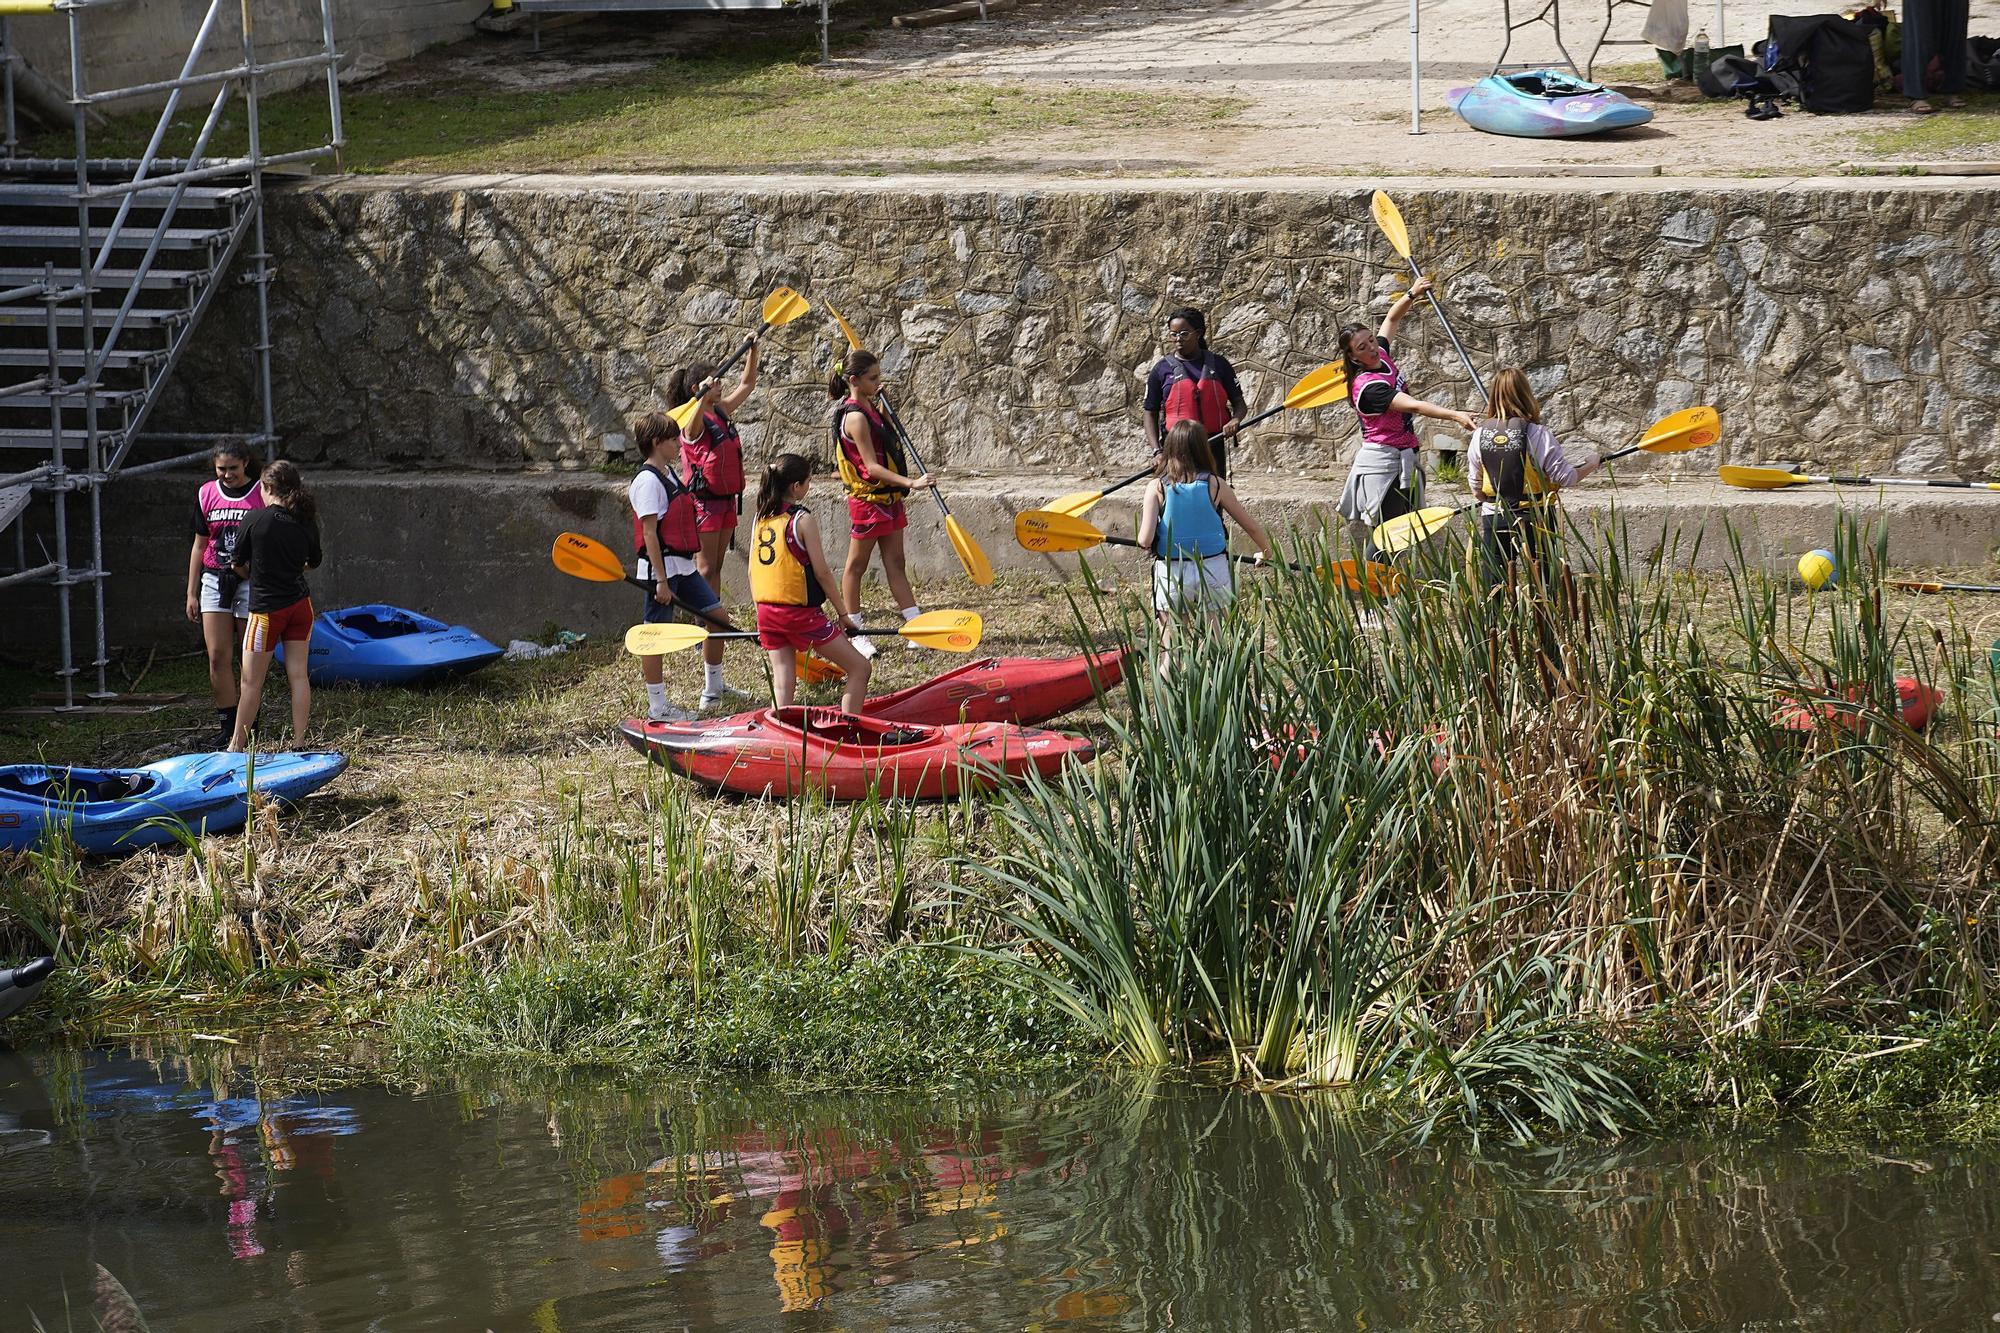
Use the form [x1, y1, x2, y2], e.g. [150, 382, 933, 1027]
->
[198, 569, 249, 618]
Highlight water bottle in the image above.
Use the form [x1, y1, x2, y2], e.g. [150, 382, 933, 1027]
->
[1693, 27, 1711, 82]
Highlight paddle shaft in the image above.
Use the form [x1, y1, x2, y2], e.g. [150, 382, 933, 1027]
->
[629, 574, 736, 633]
[1098, 530, 1302, 571]
[1399, 260, 1487, 399]
[874, 388, 958, 520]
[1813, 474, 2000, 490]
[1891, 580, 2000, 594]
[707, 321, 769, 386]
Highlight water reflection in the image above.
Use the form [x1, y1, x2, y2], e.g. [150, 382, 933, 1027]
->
[2, 1048, 1998, 1330]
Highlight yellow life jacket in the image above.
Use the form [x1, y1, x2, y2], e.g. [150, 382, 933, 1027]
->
[749, 506, 824, 608]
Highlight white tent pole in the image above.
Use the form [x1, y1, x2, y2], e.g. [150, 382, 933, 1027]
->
[1409, 0, 1421, 135]
[1715, 0, 1725, 44]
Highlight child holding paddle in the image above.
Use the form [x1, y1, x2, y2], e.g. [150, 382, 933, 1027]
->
[1143, 307, 1247, 479]
[1137, 421, 1274, 621]
[668, 338, 759, 601]
[631, 411, 750, 722]
[1335, 279, 1478, 560]
[831, 351, 934, 640]
[751, 453, 874, 713]
[1466, 367, 1600, 586]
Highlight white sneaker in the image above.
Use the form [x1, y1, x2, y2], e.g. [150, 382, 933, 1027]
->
[699, 684, 755, 710]
[1358, 610, 1382, 632]
[648, 701, 695, 723]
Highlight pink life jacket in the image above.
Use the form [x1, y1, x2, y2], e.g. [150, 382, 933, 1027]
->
[632, 463, 701, 559]
[681, 408, 744, 498]
[1349, 347, 1421, 451]
[1159, 355, 1232, 436]
[195, 478, 265, 571]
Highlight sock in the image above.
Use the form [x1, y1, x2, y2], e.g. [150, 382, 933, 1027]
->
[217, 707, 234, 730]
[645, 682, 668, 710]
[900, 605, 922, 621]
[704, 663, 725, 693]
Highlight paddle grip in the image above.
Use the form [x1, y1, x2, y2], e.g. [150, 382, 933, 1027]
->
[706, 323, 766, 386]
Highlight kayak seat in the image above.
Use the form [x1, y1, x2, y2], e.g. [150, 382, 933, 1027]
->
[333, 611, 424, 640]
[874, 729, 932, 748]
[0, 769, 157, 804]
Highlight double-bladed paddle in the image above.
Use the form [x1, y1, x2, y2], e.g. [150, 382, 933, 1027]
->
[827, 301, 994, 586]
[1890, 579, 2000, 595]
[553, 529, 846, 675]
[1720, 464, 2000, 492]
[1044, 362, 1352, 519]
[625, 610, 983, 657]
[1370, 190, 1487, 398]
[1011, 510, 1400, 594]
[666, 287, 811, 433]
[1369, 405, 1722, 556]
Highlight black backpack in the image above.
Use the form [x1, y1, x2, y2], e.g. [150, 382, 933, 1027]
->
[1761, 14, 1876, 113]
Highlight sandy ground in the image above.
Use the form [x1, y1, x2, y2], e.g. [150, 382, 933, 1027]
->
[831, 0, 2000, 174]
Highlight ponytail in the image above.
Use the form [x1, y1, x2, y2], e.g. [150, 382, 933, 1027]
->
[828, 349, 878, 402]
[756, 453, 813, 520]
[666, 361, 716, 413]
[261, 458, 317, 528]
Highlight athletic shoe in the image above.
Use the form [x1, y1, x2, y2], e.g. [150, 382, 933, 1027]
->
[1358, 610, 1383, 632]
[699, 684, 755, 710]
[648, 700, 695, 723]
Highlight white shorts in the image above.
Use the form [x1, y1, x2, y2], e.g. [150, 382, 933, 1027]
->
[1152, 554, 1234, 614]
[198, 570, 250, 618]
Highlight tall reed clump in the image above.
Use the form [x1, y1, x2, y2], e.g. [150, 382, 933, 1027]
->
[968, 513, 1999, 1141]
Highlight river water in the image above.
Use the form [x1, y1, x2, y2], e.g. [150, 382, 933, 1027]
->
[3, 1046, 1997, 1330]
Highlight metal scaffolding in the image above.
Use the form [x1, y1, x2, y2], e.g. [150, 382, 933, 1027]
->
[0, 0, 344, 707]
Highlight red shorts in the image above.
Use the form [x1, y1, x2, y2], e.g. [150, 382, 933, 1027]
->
[694, 493, 739, 535]
[246, 596, 313, 652]
[756, 604, 843, 652]
[848, 496, 908, 541]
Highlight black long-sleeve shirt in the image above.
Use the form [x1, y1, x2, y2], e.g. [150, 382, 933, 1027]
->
[232, 506, 322, 613]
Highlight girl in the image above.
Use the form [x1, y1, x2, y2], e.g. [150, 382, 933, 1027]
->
[227, 460, 320, 752]
[1136, 420, 1275, 622]
[1142, 306, 1247, 478]
[668, 336, 759, 600]
[1335, 278, 1479, 560]
[831, 352, 933, 638]
[1465, 367, 1601, 587]
[750, 453, 875, 714]
[185, 439, 264, 748]
[630, 411, 749, 721]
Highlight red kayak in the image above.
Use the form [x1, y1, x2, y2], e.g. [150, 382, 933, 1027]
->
[864, 650, 1125, 727]
[1773, 675, 1943, 735]
[617, 707, 1095, 800]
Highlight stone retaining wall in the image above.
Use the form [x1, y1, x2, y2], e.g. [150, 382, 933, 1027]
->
[159, 175, 2000, 482]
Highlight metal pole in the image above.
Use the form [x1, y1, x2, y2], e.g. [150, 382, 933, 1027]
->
[242, 0, 274, 447]
[43, 262, 72, 709]
[2, 18, 16, 162]
[1409, 0, 1421, 135]
[320, 0, 344, 173]
[1716, 0, 1726, 45]
[821, 0, 828, 61]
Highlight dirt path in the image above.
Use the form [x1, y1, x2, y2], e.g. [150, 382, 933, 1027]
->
[831, 0, 2000, 175]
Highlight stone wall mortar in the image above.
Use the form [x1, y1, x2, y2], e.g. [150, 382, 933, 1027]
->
[157, 178, 2000, 480]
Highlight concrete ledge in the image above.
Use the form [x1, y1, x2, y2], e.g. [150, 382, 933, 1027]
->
[5, 471, 1995, 660]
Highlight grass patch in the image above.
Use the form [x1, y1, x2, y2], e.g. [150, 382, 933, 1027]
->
[34, 5, 1230, 175]
[1860, 93, 2000, 158]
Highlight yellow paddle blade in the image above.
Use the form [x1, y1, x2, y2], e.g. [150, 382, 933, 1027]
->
[762, 286, 810, 327]
[946, 516, 995, 586]
[1639, 405, 1721, 452]
[826, 299, 864, 353]
[552, 531, 627, 583]
[1372, 505, 1464, 556]
[1324, 558, 1404, 597]
[1281, 361, 1349, 411]
[1889, 580, 1946, 594]
[1371, 190, 1414, 261]
[1016, 509, 1106, 554]
[667, 396, 703, 433]
[902, 609, 983, 652]
[1718, 465, 1808, 491]
[799, 652, 846, 683]
[624, 622, 709, 657]
[1043, 489, 1104, 519]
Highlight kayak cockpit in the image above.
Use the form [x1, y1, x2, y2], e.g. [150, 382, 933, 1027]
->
[0, 767, 161, 806]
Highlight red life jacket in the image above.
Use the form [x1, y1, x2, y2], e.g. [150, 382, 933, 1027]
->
[632, 462, 701, 560]
[832, 398, 907, 504]
[681, 408, 744, 498]
[1160, 354, 1232, 436]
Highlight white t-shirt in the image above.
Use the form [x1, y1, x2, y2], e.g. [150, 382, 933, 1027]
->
[628, 468, 698, 582]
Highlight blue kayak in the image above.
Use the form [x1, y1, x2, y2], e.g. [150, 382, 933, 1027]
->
[277, 604, 503, 687]
[1450, 70, 1654, 138]
[0, 751, 347, 855]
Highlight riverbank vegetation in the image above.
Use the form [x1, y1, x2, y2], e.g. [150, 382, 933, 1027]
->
[4, 518, 2000, 1141]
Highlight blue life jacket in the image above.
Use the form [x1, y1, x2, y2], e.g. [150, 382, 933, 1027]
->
[1156, 475, 1227, 559]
